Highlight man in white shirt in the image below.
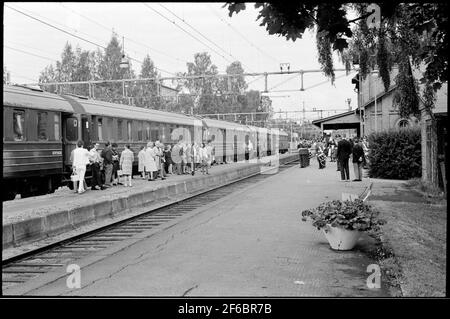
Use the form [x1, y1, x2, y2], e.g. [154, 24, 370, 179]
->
[72, 140, 92, 194]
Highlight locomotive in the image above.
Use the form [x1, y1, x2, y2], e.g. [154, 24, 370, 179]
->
[3, 84, 288, 200]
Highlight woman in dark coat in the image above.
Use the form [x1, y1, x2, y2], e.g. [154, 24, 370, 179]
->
[351, 137, 365, 181]
[164, 144, 173, 174]
[111, 143, 121, 185]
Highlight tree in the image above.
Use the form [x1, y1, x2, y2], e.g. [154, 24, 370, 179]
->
[134, 54, 160, 109]
[225, 3, 447, 89]
[94, 33, 138, 104]
[71, 46, 93, 96]
[39, 64, 57, 93]
[226, 2, 448, 186]
[182, 52, 221, 114]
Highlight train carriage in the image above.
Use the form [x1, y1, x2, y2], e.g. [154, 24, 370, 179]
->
[278, 130, 289, 154]
[3, 85, 71, 199]
[202, 118, 251, 163]
[57, 93, 200, 184]
[3, 84, 284, 200]
[256, 127, 269, 157]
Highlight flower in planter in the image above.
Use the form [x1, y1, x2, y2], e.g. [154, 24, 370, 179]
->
[301, 199, 386, 236]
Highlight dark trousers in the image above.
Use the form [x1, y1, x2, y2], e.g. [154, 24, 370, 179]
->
[91, 163, 102, 188]
[340, 158, 350, 180]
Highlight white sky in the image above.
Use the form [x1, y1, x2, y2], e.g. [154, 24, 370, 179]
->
[4, 2, 358, 121]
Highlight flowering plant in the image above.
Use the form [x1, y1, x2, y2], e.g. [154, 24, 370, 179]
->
[301, 199, 386, 234]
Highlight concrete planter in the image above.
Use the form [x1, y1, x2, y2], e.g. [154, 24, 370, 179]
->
[322, 224, 362, 250]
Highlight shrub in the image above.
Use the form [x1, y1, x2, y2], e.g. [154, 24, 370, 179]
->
[367, 128, 421, 179]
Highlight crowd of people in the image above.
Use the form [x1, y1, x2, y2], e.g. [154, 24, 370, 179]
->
[70, 140, 216, 194]
[297, 135, 370, 182]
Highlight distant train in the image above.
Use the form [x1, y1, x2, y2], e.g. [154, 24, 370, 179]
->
[3, 84, 289, 200]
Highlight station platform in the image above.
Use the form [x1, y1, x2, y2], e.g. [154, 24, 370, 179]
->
[3, 153, 297, 252]
[3, 154, 391, 296]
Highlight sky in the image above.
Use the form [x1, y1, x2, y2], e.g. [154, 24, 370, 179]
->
[3, 2, 358, 121]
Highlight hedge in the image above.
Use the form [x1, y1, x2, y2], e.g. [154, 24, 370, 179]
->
[367, 128, 422, 179]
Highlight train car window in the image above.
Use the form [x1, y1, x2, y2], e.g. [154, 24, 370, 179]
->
[138, 122, 143, 141]
[145, 123, 150, 141]
[151, 128, 159, 141]
[107, 117, 113, 140]
[13, 110, 25, 141]
[66, 117, 78, 141]
[97, 118, 103, 141]
[161, 123, 169, 142]
[37, 111, 48, 140]
[127, 121, 132, 141]
[54, 114, 60, 141]
[117, 119, 123, 141]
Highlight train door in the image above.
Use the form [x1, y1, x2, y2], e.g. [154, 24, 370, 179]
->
[222, 128, 227, 163]
[61, 113, 79, 177]
[233, 135, 238, 162]
[256, 132, 260, 158]
[245, 135, 250, 160]
[81, 115, 91, 148]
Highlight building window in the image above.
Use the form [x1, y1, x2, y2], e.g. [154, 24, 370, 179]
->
[117, 119, 123, 140]
[13, 110, 25, 141]
[54, 114, 60, 141]
[97, 118, 103, 141]
[37, 111, 48, 140]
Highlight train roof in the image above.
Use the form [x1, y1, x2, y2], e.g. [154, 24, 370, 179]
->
[74, 97, 196, 126]
[3, 85, 196, 126]
[4, 85, 285, 134]
[4, 85, 75, 112]
[202, 117, 249, 131]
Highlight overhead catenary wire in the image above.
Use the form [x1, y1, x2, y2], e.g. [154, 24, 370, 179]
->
[6, 40, 60, 58]
[265, 72, 355, 93]
[4, 45, 57, 62]
[208, 4, 280, 65]
[5, 4, 177, 76]
[268, 73, 300, 91]
[58, 2, 188, 65]
[143, 3, 235, 65]
[158, 3, 254, 72]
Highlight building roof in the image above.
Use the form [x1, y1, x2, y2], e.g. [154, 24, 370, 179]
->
[312, 110, 357, 126]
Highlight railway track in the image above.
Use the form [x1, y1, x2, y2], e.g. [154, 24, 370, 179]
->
[2, 159, 300, 290]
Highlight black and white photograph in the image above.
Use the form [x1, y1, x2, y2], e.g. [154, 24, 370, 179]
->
[2, 1, 447, 304]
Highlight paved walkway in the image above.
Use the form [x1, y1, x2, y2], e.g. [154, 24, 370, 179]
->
[8, 158, 391, 296]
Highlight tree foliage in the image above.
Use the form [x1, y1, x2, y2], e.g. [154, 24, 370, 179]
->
[225, 2, 448, 107]
[37, 35, 271, 118]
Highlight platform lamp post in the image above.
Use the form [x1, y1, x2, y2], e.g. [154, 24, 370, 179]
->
[120, 36, 130, 104]
[371, 69, 379, 133]
[353, 56, 363, 137]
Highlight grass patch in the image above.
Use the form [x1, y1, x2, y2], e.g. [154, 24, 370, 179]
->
[405, 178, 446, 200]
[369, 193, 446, 297]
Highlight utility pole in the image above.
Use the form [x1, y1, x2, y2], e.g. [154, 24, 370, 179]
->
[302, 101, 305, 124]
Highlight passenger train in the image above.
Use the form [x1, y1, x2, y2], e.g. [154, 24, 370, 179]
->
[2, 84, 289, 200]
